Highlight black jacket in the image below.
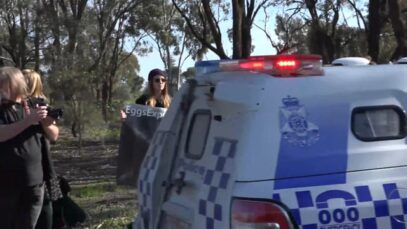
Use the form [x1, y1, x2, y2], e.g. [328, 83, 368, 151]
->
[135, 94, 165, 108]
[0, 102, 44, 187]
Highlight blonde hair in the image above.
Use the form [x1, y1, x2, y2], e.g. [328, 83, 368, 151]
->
[0, 67, 28, 100]
[22, 69, 46, 99]
[147, 79, 171, 108]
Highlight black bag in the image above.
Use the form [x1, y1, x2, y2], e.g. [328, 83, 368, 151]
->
[52, 177, 87, 229]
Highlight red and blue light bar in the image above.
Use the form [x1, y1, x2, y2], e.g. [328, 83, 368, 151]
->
[195, 54, 323, 77]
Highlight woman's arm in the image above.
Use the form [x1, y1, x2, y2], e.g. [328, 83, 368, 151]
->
[0, 118, 31, 142]
[41, 117, 59, 142]
[0, 106, 47, 142]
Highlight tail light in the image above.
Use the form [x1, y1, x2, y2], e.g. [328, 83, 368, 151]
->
[231, 199, 294, 229]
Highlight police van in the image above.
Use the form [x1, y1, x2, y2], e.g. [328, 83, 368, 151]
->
[133, 54, 407, 229]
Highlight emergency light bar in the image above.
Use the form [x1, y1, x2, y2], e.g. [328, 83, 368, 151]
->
[195, 54, 323, 77]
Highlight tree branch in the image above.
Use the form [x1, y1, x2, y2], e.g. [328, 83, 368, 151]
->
[172, 0, 228, 58]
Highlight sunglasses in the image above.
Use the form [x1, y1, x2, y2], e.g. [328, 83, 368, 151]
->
[154, 78, 167, 83]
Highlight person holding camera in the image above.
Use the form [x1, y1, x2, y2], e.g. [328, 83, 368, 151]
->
[23, 69, 64, 229]
[23, 69, 63, 121]
[0, 67, 59, 229]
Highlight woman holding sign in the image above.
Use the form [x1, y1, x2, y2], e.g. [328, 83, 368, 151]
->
[118, 69, 171, 186]
[121, 68, 171, 120]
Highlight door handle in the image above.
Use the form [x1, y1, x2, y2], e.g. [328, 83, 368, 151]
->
[172, 171, 186, 194]
[161, 171, 186, 194]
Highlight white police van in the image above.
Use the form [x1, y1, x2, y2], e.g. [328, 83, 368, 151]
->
[133, 54, 407, 229]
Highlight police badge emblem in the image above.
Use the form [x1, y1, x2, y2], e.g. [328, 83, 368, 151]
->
[280, 96, 320, 147]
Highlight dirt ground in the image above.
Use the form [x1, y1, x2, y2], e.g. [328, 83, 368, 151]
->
[52, 139, 118, 185]
[50, 128, 138, 228]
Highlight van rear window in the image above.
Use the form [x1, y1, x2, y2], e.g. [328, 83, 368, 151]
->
[185, 110, 211, 159]
[352, 106, 406, 141]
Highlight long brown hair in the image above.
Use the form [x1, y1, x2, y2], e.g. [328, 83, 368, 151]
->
[146, 79, 171, 108]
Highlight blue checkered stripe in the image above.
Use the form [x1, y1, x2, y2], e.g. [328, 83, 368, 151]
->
[138, 131, 167, 227]
[198, 138, 237, 229]
[273, 183, 407, 229]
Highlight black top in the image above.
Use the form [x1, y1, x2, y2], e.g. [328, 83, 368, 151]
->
[0, 102, 44, 187]
[135, 94, 165, 108]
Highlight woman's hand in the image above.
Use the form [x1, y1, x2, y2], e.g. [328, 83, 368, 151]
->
[120, 110, 127, 121]
[24, 101, 48, 125]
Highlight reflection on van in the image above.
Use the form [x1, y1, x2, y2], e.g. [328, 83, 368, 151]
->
[331, 57, 370, 66]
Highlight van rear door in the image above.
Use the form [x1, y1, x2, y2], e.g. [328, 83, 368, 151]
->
[157, 86, 214, 228]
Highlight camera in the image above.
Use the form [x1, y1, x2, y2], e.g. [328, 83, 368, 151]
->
[32, 97, 64, 120]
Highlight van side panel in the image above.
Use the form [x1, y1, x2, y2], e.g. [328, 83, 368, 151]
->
[275, 98, 349, 189]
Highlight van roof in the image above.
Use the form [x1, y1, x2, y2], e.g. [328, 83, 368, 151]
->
[398, 57, 407, 64]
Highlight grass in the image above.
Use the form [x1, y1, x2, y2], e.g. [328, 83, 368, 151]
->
[69, 181, 138, 228]
[52, 126, 138, 228]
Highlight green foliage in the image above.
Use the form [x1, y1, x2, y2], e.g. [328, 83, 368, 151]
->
[71, 182, 119, 198]
[273, 14, 309, 54]
[334, 25, 368, 58]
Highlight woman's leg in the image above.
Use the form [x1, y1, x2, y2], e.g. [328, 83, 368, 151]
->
[15, 184, 45, 229]
[35, 196, 53, 229]
[0, 187, 20, 229]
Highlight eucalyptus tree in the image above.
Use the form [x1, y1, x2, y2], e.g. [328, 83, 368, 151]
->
[367, 0, 388, 62]
[348, 0, 403, 62]
[0, 0, 37, 68]
[135, 0, 204, 93]
[172, 0, 271, 59]
[302, 0, 349, 63]
[256, 6, 310, 54]
[88, 0, 147, 121]
[266, 0, 371, 63]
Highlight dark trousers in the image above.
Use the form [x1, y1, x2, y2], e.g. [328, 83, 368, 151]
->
[0, 184, 44, 229]
[35, 197, 53, 229]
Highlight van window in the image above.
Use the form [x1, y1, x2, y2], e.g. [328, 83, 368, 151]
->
[352, 106, 406, 141]
[185, 110, 211, 159]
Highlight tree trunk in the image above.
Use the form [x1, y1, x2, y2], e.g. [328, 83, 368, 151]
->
[232, 0, 244, 59]
[242, 17, 252, 58]
[0, 48, 4, 67]
[17, 4, 26, 68]
[388, 0, 407, 60]
[368, 0, 385, 62]
[34, 0, 41, 71]
[308, 25, 330, 63]
[102, 81, 108, 121]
